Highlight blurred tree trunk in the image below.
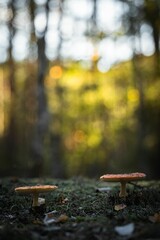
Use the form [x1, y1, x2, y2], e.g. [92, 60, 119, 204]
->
[132, 57, 147, 172]
[57, 0, 64, 59]
[4, 0, 17, 176]
[144, 0, 160, 73]
[92, 0, 97, 27]
[50, 0, 67, 178]
[51, 132, 66, 178]
[30, 1, 50, 177]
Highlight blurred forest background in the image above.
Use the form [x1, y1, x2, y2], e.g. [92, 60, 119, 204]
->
[0, 0, 160, 179]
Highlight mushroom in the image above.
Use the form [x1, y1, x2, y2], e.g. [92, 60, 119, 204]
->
[100, 172, 146, 197]
[15, 185, 58, 207]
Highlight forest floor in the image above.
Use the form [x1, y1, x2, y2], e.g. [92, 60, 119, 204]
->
[0, 177, 160, 240]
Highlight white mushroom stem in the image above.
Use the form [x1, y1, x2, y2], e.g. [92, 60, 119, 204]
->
[119, 181, 128, 197]
[32, 193, 39, 207]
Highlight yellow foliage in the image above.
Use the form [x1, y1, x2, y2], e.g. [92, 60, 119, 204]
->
[62, 74, 83, 89]
[1, 54, 159, 176]
[147, 82, 160, 100]
[74, 130, 85, 143]
[87, 132, 101, 147]
[127, 88, 139, 103]
[100, 86, 117, 106]
[45, 75, 57, 88]
[83, 91, 98, 105]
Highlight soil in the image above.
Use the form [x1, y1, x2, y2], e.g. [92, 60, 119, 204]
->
[0, 177, 160, 240]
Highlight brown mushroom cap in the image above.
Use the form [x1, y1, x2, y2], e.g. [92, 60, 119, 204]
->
[15, 185, 58, 194]
[100, 172, 146, 182]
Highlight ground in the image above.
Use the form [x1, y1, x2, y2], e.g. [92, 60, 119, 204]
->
[0, 177, 160, 240]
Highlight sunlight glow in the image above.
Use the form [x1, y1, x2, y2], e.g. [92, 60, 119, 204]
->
[34, 12, 47, 34]
[49, 65, 63, 79]
[97, 0, 123, 32]
[61, 16, 74, 38]
[34, 0, 47, 5]
[70, 38, 94, 60]
[98, 39, 116, 65]
[0, 0, 156, 64]
[116, 37, 133, 62]
[141, 32, 155, 56]
[65, 0, 93, 20]
[0, 48, 8, 63]
[97, 59, 111, 72]
[0, 25, 10, 48]
[0, 6, 12, 22]
[12, 32, 29, 61]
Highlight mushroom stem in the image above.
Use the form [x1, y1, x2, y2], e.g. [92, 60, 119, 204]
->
[119, 181, 127, 197]
[32, 193, 39, 207]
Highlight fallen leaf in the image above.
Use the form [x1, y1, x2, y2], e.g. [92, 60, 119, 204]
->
[56, 214, 68, 223]
[62, 198, 69, 204]
[149, 213, 160, 223]
[43, 210, 57, 225]
[33, 219, 43, 225]
[115, 223, 134, 236]
[114, 204, 127, 211]
[44, 211, 68, 225]
[58, 195, 69, 204]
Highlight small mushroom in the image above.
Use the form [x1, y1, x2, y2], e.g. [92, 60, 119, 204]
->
[100, 172, 146, 197]
[15, 185, 58, 207]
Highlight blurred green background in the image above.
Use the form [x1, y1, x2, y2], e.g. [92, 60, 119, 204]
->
[0, 0, 160, 178]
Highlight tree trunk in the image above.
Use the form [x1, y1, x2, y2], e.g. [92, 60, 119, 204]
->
[30, 1, 50, 177]
[4, 1, 17, 176]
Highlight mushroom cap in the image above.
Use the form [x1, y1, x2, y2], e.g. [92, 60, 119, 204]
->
[15, 185, 58, 194]
[100, 172, 146, 182]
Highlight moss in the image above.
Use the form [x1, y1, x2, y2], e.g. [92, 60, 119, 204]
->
[0, 178, 160, 239]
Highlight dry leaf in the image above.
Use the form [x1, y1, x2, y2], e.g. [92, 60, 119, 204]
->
[62, 198, 69, 204]
[43, 210, 57, 225]
[59, 196, 69, 204]
[44, 212, 68, 225]
[114, 204, 127, 211]
[56, 214, 68, 223]
[149, 213, 160, 223]
[33, 219, 43, 225]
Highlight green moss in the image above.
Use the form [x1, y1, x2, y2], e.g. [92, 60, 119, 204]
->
[0, 178, 160, 239]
